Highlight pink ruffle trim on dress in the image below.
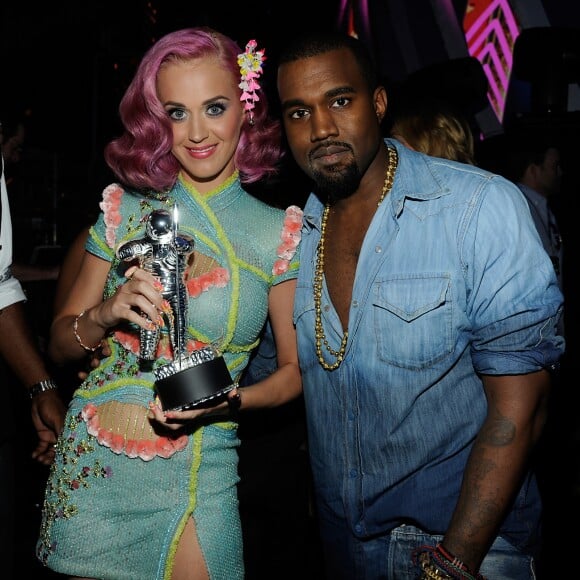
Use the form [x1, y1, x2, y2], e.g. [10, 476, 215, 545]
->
[99, 183, 124, 249]
[273, 205, 303, 275]
[82, 402, 188, 461]
[186, 266, 230, 298]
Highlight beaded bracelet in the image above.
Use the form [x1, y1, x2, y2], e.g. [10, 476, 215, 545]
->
[73, 310, 101, 352]
[415, 544, 486, 580]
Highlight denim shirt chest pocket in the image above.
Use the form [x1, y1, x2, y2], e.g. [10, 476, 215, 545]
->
[372, 274, 453, 370]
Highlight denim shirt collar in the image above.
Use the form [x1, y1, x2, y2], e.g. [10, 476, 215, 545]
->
[302, 138, 453, 231]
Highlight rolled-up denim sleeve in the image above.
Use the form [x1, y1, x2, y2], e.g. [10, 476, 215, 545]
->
[466, 176, 564, 374]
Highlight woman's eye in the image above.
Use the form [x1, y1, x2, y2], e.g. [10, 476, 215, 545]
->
[207, 103, 226, 117]
[167, 108, 187, 121]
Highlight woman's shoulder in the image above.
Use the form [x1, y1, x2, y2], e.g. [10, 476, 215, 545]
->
[241, 191, 287, 218]
[91, 183, 161, 253]
[239, 193, 302, 231]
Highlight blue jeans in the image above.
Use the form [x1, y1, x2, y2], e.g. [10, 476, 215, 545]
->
[320, 523, 536, 579]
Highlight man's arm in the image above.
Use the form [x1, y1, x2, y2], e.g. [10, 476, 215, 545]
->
[442, 370, 550, 572]
[0, 300, 66, 465]
[1, 152, 66, 464]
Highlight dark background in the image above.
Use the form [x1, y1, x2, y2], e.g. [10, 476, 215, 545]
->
[1, 0, 580, 258]
[2, 2, 580, 578]
[0, 0, 342, 258]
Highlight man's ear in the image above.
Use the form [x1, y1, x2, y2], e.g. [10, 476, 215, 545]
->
[373, 86, 388, 124]
[521, 163, 539, 188]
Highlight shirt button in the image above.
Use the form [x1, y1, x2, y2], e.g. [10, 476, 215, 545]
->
[324, 304, 330, 312]
[349, 469, 357, 478]
[375, 245, 382, 253]
[352, 300, 358, 308]
[355, 524, 362, 533]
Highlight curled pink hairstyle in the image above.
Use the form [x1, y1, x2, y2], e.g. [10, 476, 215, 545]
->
[104, 27, 283, 192]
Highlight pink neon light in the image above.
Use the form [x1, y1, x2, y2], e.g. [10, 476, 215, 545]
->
[463, 0, 521, 121]
[468, 19, 513, 69]
[483, 62, 505, 111]
[465, 0, 519, 43]
[338, 0, 349, 26]
[360, 0, 369, 24]
[337, 0, 370, 38]
[478, 43, 509, 89]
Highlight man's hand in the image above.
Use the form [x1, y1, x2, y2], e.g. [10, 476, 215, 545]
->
[30, 390, 66, 465]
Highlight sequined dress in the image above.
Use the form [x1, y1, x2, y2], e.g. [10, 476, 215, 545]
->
[36, 172, 301, 580]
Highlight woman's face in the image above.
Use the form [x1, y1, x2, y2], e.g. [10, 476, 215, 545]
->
[157, 56, 244, 194]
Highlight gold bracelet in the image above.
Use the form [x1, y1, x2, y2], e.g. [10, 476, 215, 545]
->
[73, 310, 101, 352]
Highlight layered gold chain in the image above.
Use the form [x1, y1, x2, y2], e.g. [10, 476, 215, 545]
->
[314, 146, 398, 370]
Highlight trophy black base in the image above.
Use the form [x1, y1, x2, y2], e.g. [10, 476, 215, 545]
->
[154, 349, 235, 412]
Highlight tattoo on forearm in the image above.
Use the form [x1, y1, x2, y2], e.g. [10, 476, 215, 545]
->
[480, 412, 515, 447]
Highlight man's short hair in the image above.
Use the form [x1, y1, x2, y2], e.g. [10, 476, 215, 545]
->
[277, 31, 379, 92]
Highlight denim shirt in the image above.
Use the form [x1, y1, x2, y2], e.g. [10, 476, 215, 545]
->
[294, 139, 564, 550]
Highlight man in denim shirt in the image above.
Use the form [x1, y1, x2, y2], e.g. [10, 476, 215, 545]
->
[277, 33, 564, 580]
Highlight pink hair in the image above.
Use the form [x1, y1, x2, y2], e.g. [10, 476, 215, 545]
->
[104, 27, 282, 192]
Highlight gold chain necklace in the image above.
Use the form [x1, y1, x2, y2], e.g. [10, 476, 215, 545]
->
[314, 146, 398, 370]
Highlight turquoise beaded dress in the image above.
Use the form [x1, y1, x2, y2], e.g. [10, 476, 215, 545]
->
[36, 172, 301, 580]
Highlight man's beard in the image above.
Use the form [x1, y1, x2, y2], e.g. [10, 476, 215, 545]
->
[311, 162, 362, 204]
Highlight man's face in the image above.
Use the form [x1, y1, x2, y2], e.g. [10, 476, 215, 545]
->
[537, 147, 562, 198]
[277, 48, 385, 202]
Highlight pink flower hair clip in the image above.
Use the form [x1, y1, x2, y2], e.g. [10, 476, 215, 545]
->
[238, 40, 266, 126]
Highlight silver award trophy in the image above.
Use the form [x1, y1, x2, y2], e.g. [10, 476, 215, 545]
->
[116, 205, 236, 411]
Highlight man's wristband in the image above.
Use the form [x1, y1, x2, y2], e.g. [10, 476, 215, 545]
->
[415, 544, 486, 580]
[29, 379, 59, 399]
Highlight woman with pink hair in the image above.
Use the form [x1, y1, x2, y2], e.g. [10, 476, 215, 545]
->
[36, 27, 302, 580]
